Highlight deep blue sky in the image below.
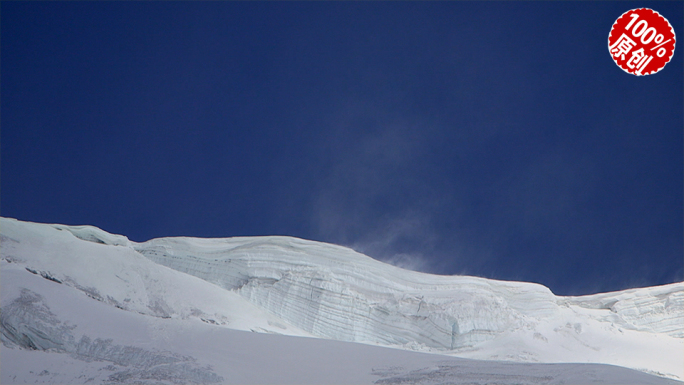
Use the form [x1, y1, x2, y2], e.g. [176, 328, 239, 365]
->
[2, 2, 682, 296]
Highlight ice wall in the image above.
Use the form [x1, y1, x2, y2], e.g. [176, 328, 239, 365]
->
[564, 284, 684, 338]
[2, 217, 682, 381]
[133, 236, 560, 350]
[132, 235, 683, 349]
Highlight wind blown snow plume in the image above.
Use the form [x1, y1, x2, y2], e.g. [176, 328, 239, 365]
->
[1, 217, 682, 384]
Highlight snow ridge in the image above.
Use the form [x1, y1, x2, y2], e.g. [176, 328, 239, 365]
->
[1, 217, 683, 382]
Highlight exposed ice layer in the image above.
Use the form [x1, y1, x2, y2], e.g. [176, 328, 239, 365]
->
[133, 235, 683, 349]
[0, 289, 223, 384]
[51, 224, 131, 247]
[0, 217, 314, 338]
[563, 284, 684, 338]
[2, 217, 683, 382]
[2, 273, 678, 385]
[133, 236, 553, 349]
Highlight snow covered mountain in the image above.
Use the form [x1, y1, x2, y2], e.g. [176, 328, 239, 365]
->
[1, 217, 682, 384]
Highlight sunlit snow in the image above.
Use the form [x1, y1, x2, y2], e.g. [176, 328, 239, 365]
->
[1, 217, 682, 384]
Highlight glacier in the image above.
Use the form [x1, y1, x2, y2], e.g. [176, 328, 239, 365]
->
[1, 217, 682, 384]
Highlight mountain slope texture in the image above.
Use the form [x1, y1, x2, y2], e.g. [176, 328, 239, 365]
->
[1, 217, 682, 384]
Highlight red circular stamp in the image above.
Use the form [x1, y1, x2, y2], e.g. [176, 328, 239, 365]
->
[608, 8, 676, 76]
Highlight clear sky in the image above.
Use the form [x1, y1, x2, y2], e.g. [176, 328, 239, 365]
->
[2, 1, 682, 296]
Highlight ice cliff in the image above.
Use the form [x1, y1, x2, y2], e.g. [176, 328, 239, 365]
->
[132, 234, 683, 348]
[134, 236, 559, 349]
[2, 217, 683, 381]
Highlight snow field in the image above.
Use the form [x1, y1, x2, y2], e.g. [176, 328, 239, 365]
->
[1, 217, 682, 383]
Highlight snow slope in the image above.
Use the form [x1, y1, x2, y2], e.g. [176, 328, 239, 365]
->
[129, 226, 683, 379]
[1, 217, 682, 384]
